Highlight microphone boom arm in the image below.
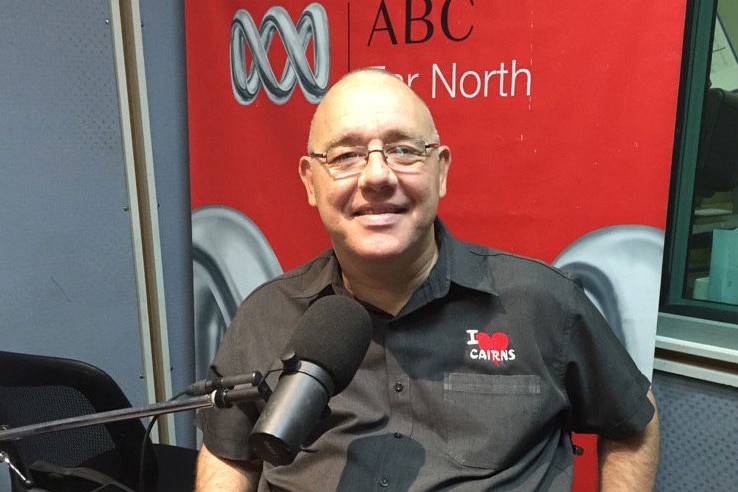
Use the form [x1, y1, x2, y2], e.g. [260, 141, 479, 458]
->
[0, 373, 271, 442]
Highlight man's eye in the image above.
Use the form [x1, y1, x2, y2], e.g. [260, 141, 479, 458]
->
[330, 150, 364, 163]
[388, 144, 422, 157]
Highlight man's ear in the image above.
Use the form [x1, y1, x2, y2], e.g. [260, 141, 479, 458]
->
[299, 157, 317, 207]
[437, 145, 451, 198]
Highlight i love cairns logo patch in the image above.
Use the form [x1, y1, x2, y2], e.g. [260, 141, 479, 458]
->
[466, 330, 516, 365]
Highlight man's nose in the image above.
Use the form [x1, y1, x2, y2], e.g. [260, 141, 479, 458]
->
[358, 150, 396, 189]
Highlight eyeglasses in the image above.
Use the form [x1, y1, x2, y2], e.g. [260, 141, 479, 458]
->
[309, 139, 440, 179]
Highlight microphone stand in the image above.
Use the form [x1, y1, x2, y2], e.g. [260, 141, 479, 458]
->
[0, 372, 271, 489]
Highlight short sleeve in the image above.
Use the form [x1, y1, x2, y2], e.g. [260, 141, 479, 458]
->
[195, 301, 269, 461]
[563, 281, 654, 440]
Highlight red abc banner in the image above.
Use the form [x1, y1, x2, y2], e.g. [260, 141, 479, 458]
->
[186, 0, 685, 269]
[185, 1, 686, 488]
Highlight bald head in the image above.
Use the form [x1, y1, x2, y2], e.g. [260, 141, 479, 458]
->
[307, 69, 439, 152]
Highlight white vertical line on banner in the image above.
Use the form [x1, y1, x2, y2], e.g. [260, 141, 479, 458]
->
[109, 0, 176, 444]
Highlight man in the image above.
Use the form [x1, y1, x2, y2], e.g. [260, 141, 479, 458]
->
[195, 68, 659, 491]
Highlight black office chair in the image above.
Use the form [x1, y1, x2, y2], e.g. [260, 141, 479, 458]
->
[0, 351, 197, 492]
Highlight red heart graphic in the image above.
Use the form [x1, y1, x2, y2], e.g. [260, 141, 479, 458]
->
[475, 332, 509, 352]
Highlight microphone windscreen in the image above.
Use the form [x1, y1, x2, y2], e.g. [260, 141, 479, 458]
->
[290, 295, 372, 395]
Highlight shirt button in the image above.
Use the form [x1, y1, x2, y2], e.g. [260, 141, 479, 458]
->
[394, 432, 403, 439]
[379, 477, 390, 487]
[394, 382, 404, 392]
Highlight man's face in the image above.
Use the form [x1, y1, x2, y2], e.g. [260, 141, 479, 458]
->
[299, 73, 451, 265]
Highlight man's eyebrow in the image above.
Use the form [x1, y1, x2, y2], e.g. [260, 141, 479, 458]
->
[321, 134, 362, 149]
[382, 130, 419, 141]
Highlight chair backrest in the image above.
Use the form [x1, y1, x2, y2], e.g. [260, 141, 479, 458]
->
[0, 351, 155, 490]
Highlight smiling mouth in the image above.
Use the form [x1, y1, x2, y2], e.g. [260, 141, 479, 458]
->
[354, 206, 405, 216]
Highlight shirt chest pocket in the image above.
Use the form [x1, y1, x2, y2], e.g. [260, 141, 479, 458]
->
[442, 373, 543, 471]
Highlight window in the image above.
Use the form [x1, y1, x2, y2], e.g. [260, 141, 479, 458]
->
[658, 0, 738, 385]
[662, 0, 738, 321]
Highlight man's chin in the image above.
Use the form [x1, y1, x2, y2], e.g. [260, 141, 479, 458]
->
[339, 238, 408, 263]
[353, 245, 405, 261]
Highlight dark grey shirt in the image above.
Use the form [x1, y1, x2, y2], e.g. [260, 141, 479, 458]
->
[198, 220, 654, 491]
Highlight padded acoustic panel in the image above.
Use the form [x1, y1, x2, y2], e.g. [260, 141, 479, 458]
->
[653, 371, 738, 491]
[0, 0, 148, 423]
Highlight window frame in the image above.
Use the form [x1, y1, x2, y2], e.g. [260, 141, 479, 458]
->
[657, 0, 738, 387]
[660, 0, 738, 323]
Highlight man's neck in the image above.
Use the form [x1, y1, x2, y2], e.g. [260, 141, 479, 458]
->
[338, 242, 439, 316]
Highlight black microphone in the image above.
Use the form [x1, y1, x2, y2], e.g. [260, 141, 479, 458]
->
[248, 295, 372, 466]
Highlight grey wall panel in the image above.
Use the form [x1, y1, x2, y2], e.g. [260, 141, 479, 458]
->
[0, 3, 149, 482]
[139, 0, 197, 447]
[653, 371, 738, 491]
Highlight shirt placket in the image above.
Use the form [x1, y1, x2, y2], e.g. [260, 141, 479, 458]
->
[372, 318, 415, 491]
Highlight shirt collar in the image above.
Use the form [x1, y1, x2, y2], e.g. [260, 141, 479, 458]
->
[289, 250, 347, 300]
[435, 218, 498, 296]
[292, 218, 499, 305]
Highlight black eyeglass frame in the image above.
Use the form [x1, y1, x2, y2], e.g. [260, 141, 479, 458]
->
[308, 139, 441, 178]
